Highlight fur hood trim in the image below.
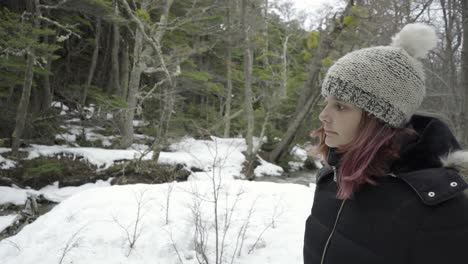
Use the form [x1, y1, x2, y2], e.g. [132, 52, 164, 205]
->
[441, 150, 468, 182]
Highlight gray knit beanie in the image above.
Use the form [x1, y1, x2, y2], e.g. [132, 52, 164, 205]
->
[321, 23, 438, 127]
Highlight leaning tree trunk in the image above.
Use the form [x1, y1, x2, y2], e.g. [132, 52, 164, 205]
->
[11, 0, 39, 156]
[268, 70, 322, 163]
[268, 0, 355, 163]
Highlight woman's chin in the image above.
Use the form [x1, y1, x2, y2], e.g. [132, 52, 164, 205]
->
[325, 139, 338, 148]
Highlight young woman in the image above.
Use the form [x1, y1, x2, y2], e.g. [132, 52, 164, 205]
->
[303, 23, 468, 264]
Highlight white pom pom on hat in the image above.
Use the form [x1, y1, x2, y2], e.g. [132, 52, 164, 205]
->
[391, 23, 438, 58]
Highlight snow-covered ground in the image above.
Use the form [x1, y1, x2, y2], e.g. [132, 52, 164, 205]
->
[0, 134, 315, 264]
[0, 181, 313, 264]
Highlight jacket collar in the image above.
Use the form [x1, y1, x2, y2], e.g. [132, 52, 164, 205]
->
[393, 115, 467, 205]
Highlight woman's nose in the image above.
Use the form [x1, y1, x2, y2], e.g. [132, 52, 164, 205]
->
[319, 107, 331, 124]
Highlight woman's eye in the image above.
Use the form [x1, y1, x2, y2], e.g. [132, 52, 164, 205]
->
[336, 104, 345, 110]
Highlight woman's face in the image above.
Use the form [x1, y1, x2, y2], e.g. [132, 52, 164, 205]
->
[318, 96, 362, 148]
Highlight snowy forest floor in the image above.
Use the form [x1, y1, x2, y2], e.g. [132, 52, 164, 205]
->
[0, 102, 318, 264]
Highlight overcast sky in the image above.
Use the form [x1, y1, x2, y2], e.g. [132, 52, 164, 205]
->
[289, 0, 338, 14]
[274, 0, 343, 30]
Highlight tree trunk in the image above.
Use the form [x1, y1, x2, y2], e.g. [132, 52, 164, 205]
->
[121, 27, 144, 148]
[280, 34, 290, 99]
[117, 39, 130, 132]
[158, 80, 175, 144]
[110, 0, 121, 96]
[223, 0, 233, 138]
[440, 0, 461, 137]
[242, 0, 255, 179]
[7, 84, 15, 104]
[82, 18, 101, 105]
[41, 25, 53, 111]
[461, 0, 468, 146]
[120, 40, 129, 100]
[11, 0, 39, 155]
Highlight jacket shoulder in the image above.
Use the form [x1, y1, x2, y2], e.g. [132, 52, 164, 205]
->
[394, 150, 468, 206]
[397, 167, 467, 206]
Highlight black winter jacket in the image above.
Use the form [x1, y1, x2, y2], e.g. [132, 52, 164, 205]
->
[303, 115, 468, 264]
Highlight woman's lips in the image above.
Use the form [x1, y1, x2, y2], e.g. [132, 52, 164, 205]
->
[325, 130, 337, 135]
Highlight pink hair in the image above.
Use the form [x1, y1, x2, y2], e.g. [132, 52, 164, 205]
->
[312, 113, 415, 199]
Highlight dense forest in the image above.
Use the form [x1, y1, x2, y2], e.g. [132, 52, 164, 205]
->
[0, 0, 467, 176]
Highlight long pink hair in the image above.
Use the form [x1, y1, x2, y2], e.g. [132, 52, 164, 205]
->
[312, 112, 415, 199]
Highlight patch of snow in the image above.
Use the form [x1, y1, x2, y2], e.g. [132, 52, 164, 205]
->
[128, 144, 150, 151]
[254, 155, 283, 177]
[133, 120, 149, 127]
[55, 133, 77, 143]
[83, 105, 95, 119]
[39, 179, 113, 203]
[0, 187, 28, 205]
[0, 148, 10, 154]
[0, 179, 113, 206]
[168, 136, 247, 180]
[85, 132, 114, 147]
[65, 118, 81, 123]
[25, 145, 151, 171]
[0, 215, 18, 233]
[290, 145, 308, 161]
[51, 101, 69, 111]
[134, 134, 155, 140]
[288, 161, 304, 172]
[0, 154, 16, 169]
[57, 125, 114, 147]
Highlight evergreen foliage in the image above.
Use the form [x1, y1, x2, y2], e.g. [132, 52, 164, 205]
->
[1, 0, 464, 164]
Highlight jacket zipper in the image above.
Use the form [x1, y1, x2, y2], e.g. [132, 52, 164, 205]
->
[332, 166, 338, 185]
[320, 198, 346, 264]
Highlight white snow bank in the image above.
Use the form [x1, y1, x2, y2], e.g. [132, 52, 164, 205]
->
[55, 133, 77, 143]
[25, 145, 151, 170]
[290, 145, 308, 161]
[0, 179, 112, 206]
[2, 136, 284, 185]
[0, 215, 18, 233]
[133, 120, 149, 127]
[51, 101, 69, 111]
[0, 155, 16, 170]
[255, 155, 283, 177]
[0, 180, 315, 264]
[167, 136, 247, 180]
